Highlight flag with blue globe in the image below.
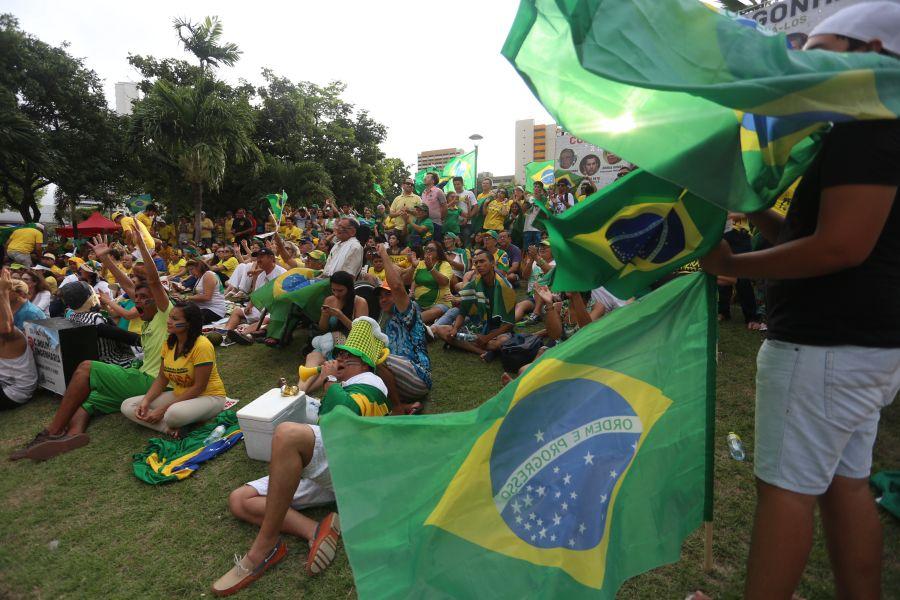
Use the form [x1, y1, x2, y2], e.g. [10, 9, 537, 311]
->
[321, 272, 716, 598]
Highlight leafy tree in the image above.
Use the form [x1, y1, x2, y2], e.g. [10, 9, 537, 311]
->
[0, 14, 123, 222]
[128, 17, 259, 240]
[374, 157, 411, 203]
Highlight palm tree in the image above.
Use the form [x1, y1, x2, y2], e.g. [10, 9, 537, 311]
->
[129, 77, 259, 240]
[129, 16, 259, 240]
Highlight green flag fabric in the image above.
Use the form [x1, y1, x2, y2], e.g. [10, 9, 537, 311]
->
[267, 191, 288, 222]
[554, 169, 582, 190]
[525, 160, 554, 193]
[542, 169, 726, 297]
[502, 0, 900, 212]
[414, 168, 441, 195]
[322, 272, 716, 598]
[250, 269, 330, 340]
[126, 194, 152, 214]
[373, 183, 384, 197]
[441, 149, 477, 191]
[132, 411, 241, 485]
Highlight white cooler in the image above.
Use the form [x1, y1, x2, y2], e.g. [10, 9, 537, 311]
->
[237, 389, 314, 462]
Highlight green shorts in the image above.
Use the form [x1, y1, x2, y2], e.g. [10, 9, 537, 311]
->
[83, 361, 155, 416]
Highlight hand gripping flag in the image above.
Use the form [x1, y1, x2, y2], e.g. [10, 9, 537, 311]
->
[441, 150, 478, 191]
[525, 160, 555, 193]
[541, 169, 726, 297]
[502, 0, 900, 213]
[321, 272, 717, 598]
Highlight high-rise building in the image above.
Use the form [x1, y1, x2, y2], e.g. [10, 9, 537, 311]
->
[417, 148, 463, 172]
[514, 119, 558, 184]
[115, 82, 140, 116]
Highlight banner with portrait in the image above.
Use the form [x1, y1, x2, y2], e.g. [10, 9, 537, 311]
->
[554, 129, 633, 195]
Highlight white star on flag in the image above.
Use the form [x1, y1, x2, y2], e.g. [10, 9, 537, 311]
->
[570, 491, 578, 500]
[583, 451, 595, 465]
[529, 512, 536, 521]
[563, 474, 572, 485]
[539, 527, 547, 539]
[515, 515, 523, 524]
[550, 534, 556, 542]
[534, 430, 545, 443]
[536, 518, 543, 527]
[561, 502, 568, 511]
[553, 466, 560, 474]
[553, 513, 561, 526]
[631, 441, 638, 450]
[531, 534, 536, 541]
[526, 485, 532, 492]
[601, 494, 608, 503]
[524, 522, 532, 531]
[578, 523, 587, 534]
[523, 495, 533, 507]
[536, 486, 546, 497]
[610, 469, 618, 479]
[568, 539, 576, 547]
[555, 491, 561, 499]
[511, 500, 521, 514]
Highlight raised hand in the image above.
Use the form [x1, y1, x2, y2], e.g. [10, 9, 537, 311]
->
[89, 235, 111, 259]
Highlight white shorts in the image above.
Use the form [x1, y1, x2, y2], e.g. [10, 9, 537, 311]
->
[245, 424, 335, 509]
[755, 340, 900, 495]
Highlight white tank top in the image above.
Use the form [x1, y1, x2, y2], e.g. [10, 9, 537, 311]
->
[0, 345, 38, 403]
[194, 271, 226, 317]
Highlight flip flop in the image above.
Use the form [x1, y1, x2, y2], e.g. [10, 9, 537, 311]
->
[211, 539, 287, 597]
[305, 512, 341, 576]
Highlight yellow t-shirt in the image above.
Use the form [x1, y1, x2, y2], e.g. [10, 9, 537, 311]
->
[50, 265, 67, 279]
[167, 258, 187, 276]
[6, 228, 43, 254]
[120, 216, 155, 250]
[224, 218, 234, 242]
[388, 253, 411, 270]
[158, 223, 177, 245]
[387, 194, 421, 229]
[280, 225, 301, 241]
[160, 335, 226, 397]
[218, 256, 238, 277]
[106, 262, 132, 284]
[201, 218, 214, 238]
[136, 212, 153, 231]
[483, 199, 510, 231]
[367, 266, 386, 281]
[44, 275, 58, 293]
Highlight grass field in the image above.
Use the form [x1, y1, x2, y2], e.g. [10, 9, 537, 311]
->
[1, 317, 898, 599]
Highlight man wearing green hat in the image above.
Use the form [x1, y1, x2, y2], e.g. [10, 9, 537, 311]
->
[481, 230, 510, 273]
[213, 317, 389, 595]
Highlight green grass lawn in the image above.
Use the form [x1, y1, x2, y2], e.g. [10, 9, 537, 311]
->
[1, 318, 898, 599]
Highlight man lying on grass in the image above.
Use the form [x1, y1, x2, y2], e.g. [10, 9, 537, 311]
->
[212, 316, 390, 596]
[10, 232, 171, 461]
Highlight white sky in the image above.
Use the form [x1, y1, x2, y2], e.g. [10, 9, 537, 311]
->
[4, 0, 554, 176]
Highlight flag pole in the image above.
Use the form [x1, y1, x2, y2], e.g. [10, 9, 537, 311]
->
[702, 273, 718, 573]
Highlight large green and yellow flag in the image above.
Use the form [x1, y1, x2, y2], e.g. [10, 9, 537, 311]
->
[542, 169, 726, 297]
[322, 272, 716, 598]
[267, 191, 288, 222]
[414, 168, 441, 195]
[441, 149, 477, 191]
[502, 0, 900, 212]
[249, 268, 328, 339]
[525, 160, 554, 193]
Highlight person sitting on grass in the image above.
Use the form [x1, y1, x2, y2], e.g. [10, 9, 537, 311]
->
[59, 281, 136, 367]
[0, 270, 39, 410]
[481, 230, 510, 275]
[180, 260, 226, 325]
[515, 240, 556, 323]
[432, 249, 516, 359]
[298, 271, 368, 394]
[212, 318, 390, 596]
[120, 302, 226, 437]
[408, 241, 453, 325]
[373, 243, 431, 413]
[9, 232, 172, 462]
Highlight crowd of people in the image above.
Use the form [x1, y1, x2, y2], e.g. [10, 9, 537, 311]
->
[1, 174, 641, 595]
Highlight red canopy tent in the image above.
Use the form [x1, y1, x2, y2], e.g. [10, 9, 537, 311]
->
[55, 212, 121, 238]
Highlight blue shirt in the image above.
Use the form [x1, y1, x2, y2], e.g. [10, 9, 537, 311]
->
[383, 302, 431, 389]
[14, 300, 46, 330]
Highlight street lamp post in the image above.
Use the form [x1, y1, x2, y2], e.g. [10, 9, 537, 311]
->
[468, 133, 483, 192]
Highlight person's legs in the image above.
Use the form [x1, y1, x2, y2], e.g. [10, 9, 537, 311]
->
[420, 304, 448, 325]
[735, 278, 760, 324]
[246, 423, 318, 563]
[46, 360, 95, 435]
[228, 486, 317, 540]
[163, 395, 226, 430]
[222, 307, 246, 331]
[717, 283, 733, 319]
[744, 480, 817, 600]
[819, 475, 882, 599]
[514, 298, 535, 321]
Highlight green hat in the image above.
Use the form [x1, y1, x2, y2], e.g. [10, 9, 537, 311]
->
[444, 232, 459, 239]
[334, 316, 390, 368]
[307, 249, 327, 262]
[485, 230, 500, 240]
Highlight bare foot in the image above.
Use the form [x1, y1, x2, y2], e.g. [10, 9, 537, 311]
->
[500, 373, 513, 386]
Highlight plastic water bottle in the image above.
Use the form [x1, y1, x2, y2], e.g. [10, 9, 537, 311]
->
[204, 425, 226, 445]
[455, 332, 476, 342]
[727, 432, 745, 461]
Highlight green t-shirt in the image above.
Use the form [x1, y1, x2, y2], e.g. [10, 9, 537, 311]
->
[319, 372, 389, 418]
[140, 301, 173, 377]
[408, 217, 434, 244]
[443, 207, 462, 235]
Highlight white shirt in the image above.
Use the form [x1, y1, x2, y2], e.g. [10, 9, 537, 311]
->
[455, 189, 478, 223]
[590, 286, 627, 313]
[549, 193, 575, 215]
[342, 371, 388, 397]
[324, 237, 363, 277]
[254, 265, 287, 291]
[524, 199, 544, 232]
[32, 290, 52, 314]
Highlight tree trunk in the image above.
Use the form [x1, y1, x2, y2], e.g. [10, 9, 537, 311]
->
[192, 182, 203, 243]
[70, 197, 79, 240]
[16, 186, 40, 223]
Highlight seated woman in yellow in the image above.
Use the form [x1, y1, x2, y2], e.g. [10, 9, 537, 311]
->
[210, 246, 239, 283]
[121, 302, 226, 437]
[410, 241, 454, 325]
[167, 250, 188, 279]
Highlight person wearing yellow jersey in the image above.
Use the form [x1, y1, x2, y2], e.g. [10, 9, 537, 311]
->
[135, 204, 156, 233]
[224, 211, 235, 243]
[167, 251, 188, 279]
[121, 301, 226, 436]
[5, 224, 44, 267]
[112, 212, 155, 251]
[211, 246, 239, 282]
[279, 221, 301, 241]
[482, 187, 511, 232]
[201, 212, 214, 245]
[387, 178, 421, 236]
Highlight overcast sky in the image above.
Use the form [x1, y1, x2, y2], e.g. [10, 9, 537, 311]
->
[5, 0, 554, 176]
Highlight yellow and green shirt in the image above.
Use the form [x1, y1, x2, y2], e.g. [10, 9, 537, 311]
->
[319, 372, 389, 418]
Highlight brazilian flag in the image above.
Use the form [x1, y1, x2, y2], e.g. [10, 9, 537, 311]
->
[250, 268, 329, 340]
[321, 272, 716, 598]
[373, 183, 384, 197]
[525, 160, 554, 193]
[502, 0, 899, 213]
[126, 194, 152, 214]
[267, 191, 288, 222]
[441, 150, 477, 191]
[541, 169, 725, 298]
[555, 169, 582, 189]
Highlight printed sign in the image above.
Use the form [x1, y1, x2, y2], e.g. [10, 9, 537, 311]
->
[555, 130, 633, 192]
[745, 0, 866, 48]
[25, 321, 66, 395]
